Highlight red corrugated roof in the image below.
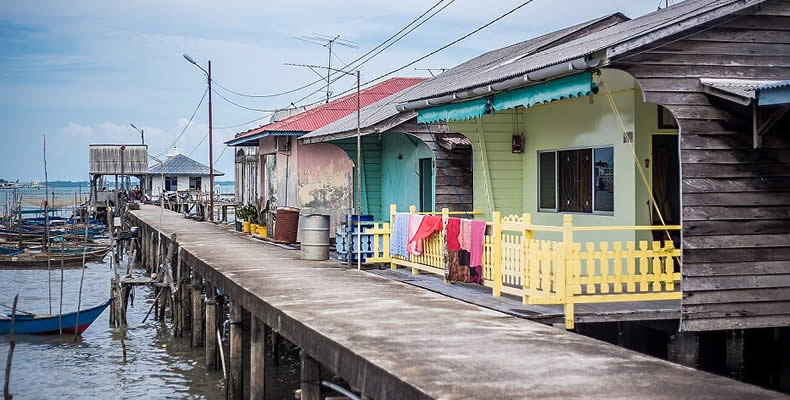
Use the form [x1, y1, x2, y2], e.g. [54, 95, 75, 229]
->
[232, 77, 425, 141]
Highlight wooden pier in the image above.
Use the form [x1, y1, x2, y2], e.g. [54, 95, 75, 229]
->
[127, 205, 781, 399]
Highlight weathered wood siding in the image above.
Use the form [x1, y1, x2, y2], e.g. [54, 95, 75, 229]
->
[615, 0, 790, 331]
[409, 131, 474, 214]
[234, 147, 259, 205]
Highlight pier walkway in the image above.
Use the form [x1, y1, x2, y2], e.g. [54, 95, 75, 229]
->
[130, 205, 781, 399]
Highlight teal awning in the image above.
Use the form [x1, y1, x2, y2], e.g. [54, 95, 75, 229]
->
[417, 98, 487, 124]
[492, 71, 597, 111]
[416, 72, 597, 124]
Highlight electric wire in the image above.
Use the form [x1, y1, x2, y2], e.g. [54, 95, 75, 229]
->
[209, 0, 450, 99]
[312, 0, 539, 104]
[157, 86, 208, 157]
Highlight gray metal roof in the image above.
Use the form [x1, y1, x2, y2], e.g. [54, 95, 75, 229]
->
[149, 154, 224, 176]
[700, 78, 779, 102]
[402, 0, 767, 103]
[301, 13, 626, 142]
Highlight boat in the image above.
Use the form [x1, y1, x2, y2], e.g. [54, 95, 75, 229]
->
[0, 245, 110, 268]
[0, 298, 114, 334]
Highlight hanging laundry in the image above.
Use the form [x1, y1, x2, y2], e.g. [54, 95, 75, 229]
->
[469, 220, 487, 268]
[408, 215, 441, 256]
[459, 219, 473, 251]
[446, 217, 462, 251]
[389, 213, 411, 258]
[406, 214, 425, 255]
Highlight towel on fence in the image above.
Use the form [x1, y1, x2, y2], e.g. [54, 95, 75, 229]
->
[446, 217, 462, 251]
[406, 214, 425, 255]
[409, 215, 443, 256]
[459, 219, 472, 250]
[469, 220, 487, 268]
[389, 213, 411, 258]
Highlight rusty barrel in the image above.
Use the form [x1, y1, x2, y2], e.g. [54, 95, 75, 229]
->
[301, 214, 330, 261]
[274, 207, 300, 243]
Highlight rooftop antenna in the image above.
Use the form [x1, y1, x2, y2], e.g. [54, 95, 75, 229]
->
[293, 33, 359, 103]
[414, 67, 448, 77]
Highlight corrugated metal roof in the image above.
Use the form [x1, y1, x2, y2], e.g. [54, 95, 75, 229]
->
[700, 78, 779, 100]
[149, 154, 224, 176]
[403, 0, 767, 103]
[229, 77, 424, 145]
[89, 144, 149, 176]
[301, 14, 627, 142]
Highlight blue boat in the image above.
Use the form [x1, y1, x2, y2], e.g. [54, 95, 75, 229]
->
[0, 298, 114, 334]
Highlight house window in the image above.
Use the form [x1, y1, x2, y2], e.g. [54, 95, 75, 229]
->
[164, 176, 178, 191]
[538, 146, 614, 214]
[189, 177, 202, 191]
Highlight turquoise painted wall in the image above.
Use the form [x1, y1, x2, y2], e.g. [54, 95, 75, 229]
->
[450, 69, 658, 244]
[335, 136, 383, 220]
[381, 132, 435, 216]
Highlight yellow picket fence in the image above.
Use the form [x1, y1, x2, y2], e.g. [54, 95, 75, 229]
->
[366, 205, 682, 329]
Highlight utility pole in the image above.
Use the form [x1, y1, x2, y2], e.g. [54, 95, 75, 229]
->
[208, 61, 214, 222]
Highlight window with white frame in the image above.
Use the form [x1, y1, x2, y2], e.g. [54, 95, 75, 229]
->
[189, 176, 202, 191]
[538, 146, 614, 214]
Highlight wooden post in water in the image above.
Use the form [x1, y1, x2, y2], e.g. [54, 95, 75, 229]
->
[191, 271, 204, 348]
[250, 316, 266, 400]
[300, 350, 321, 400]
[229, 303, 243, 400]
[205, 282, 218, 370]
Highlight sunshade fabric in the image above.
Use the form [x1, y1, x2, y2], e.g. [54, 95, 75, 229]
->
[417, 98, 488, 123]
[416, 72, 597, 123]
[492, 72, 597, 111]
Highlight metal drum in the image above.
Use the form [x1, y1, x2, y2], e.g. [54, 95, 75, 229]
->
[274, 207, 300, 243]
[301, 214, 330, 261]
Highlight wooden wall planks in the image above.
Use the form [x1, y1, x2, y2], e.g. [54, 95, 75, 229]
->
[614, 2, 790, 331]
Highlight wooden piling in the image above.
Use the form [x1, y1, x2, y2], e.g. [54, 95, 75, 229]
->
[191, 272, 204, 348]
[300, 350, 321, 400]
[229, 304, 243, 400]
[250, 316, 265, 400]
[205, 283, 218, 369]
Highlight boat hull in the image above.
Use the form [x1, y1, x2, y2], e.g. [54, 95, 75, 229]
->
[0, 298, 113, 335]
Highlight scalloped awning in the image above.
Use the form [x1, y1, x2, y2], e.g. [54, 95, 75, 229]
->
[417, 72, 597, 123]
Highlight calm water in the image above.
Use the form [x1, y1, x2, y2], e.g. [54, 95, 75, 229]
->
[0, 254, 300, 399]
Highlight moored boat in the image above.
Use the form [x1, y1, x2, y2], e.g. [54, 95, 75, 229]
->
[0, 298, 114, 334]
[0, 246, 110, 268]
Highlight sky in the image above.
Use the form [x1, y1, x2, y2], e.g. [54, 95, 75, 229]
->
[0, 0, 660, 181]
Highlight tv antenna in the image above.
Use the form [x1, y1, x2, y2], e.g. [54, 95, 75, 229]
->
[294, 33, 359, 103]
[414, 67, 448, 77]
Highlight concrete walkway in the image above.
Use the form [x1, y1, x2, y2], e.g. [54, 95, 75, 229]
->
[130, 205, 784, 400]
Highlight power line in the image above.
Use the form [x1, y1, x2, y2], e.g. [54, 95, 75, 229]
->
[323, 0, 539, 104]
[213, 113, 274, 130]
[209, 0, 449, 99]
[157, 86, 208, 157]
[211, 88, 281, 112]
[282, 0, 457, 107]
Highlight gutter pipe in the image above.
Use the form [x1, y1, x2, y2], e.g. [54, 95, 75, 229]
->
[396, 57, 601, 112]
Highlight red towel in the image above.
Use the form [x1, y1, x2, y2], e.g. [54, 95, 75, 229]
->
[408, 215, 443, 255]
[446, 218, 461, 251]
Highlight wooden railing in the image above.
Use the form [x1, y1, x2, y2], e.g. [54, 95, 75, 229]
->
[366, 205, 682, 329]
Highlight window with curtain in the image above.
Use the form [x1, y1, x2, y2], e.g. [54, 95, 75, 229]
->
[538, 146, 614, 214]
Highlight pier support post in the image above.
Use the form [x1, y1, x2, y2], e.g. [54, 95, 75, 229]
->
[300, 350, 321, 400]
[726, 329, 745, 381]
[668, 332, 699, 368]
[205, 283, 218, 370]
[229, 304, 243, 400]
[250, 316, 265, 400]
[191, 272, 204, 348]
